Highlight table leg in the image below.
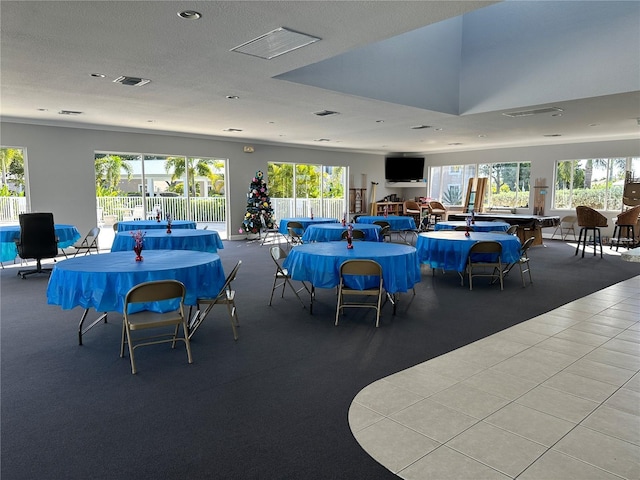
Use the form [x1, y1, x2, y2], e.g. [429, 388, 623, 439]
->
[78, 309, 108, 345]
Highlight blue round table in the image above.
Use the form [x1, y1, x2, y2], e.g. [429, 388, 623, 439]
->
[301, 223, 382, 243]
[277, 217, 338, 235]
[355, 215, 417, 231]
[111, 229, 224, 253]
[283, 241, 420, 293]
[0, 224, 81, 262]
[435, 221, 510, 232]
[47, 250, 226, 344]
[416, 231, 522, 272]
[117, 220, 197, 232]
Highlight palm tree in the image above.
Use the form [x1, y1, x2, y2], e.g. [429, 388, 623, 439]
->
[164, 157, 217, 197]
[0, 148, 24, 192]
[94, 154, 133, 194]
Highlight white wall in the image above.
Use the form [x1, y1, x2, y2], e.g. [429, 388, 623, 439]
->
[2, 121, 638, 239]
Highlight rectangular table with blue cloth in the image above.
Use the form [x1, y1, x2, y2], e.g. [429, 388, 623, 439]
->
[47, 250, 225, 344]
[355, 215, 416, 231]
[116, 220, 197, 232]
[0, 224, 81, 263]
[283, 241, 421, 294]
[434, 221, 510, 232]
[111, 229, 224, 253]
[277, 217, 338, 235]
[301, 223, 382, 243]
[416, 231, 522, 273]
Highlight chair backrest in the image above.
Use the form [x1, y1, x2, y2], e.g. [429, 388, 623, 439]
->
[132, 205, 144, 220]
[112, 222, 119, 232]
[520, 236, 536, 257]
[616, 205, 640, 225]
[339, 259, 382, 284]
[506, 224, 519, 235]
[17, 213, 58, 259]
[341, 229, 366, 240]
[270, 245, 287, 263]
[623, 182, 640, 206]
[468, 240, 502, 262]
[78, 227, 100, 249]
[429, 201, 446, 212]
[125, 279, 186, 307]
[287, 221, 304, 236]
[576, 206, 608, 227]
[220, 260, 242, 295]
[560, 215, 576, 226]
[404, 201, 420, 212]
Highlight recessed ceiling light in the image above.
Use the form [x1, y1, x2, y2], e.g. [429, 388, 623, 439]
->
[177, 10, 201, 20]
[543, 134, 562, 137]
[90, 73, 105, 78]
[37, 108, 48, 112]
[314, 138, 331, 142]
[226, 95, 239, 100]
[58, 110, 82, 115]
[478, 134, 487, 138]
[113, 76, 151, 87]
[376, 120, 384, 123]
[314, 110, 339, 117]
[434, 128, 443, 131]
[589, 123, 599, 127]
[410, 125, 432, 130]
[448, 142, 463, 146]
[223, 128, 243, 132]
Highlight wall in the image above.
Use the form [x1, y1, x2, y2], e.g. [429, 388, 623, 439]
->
[2, 121, 638, 239]
[0, 122, 386, 238]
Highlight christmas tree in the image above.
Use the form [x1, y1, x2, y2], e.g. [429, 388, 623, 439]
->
[240, 170, 275, 235]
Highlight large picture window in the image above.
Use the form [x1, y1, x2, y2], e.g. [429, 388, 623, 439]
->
[267, 162, 346, 220]
[0, 147, 27, 223]
[554, 157, 639, 210]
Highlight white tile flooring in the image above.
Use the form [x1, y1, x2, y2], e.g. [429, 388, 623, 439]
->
[349, 275, 640, 479]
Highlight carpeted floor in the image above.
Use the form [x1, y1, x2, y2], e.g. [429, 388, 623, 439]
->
[1, 238, 638, 479]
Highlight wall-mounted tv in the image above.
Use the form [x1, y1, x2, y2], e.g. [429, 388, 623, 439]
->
[384, 156, 425, 182]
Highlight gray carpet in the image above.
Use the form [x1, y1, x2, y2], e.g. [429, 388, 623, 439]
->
[1, 238, 638, 479]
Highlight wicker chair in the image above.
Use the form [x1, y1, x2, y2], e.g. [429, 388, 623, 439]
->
[428, 201, 447, 224]
[575, 206, 608, 258]
[611, 205, 640, 250]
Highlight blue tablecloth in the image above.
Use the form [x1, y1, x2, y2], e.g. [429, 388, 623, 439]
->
[355, 215, 417, 231]
[416, 231, 522, 272]
[111, 229, 224, 253]
[47, 250, 225, 314]
[435, 221, 510, 232]
[0, 224, 81, 262]
[301, 223, 382, 242]
[117, 220, 197, 232]
[283, 241, 420, 293]
[278, 217, 338, 235]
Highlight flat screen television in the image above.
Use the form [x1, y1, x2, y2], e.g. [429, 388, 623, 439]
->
[384, 156, 425, 182]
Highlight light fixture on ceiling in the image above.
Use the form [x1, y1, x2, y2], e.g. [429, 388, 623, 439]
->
[543, 134, 562, 137]
[226, 95, 239, 100]
[58, 110, 82, 115]
[223, 128, 243, 132]
[314, 138, 331, 142]
[231, 27, 320, 60]
[410, 125, 432, 130]
[90, 73, 105, 78]
[502, 107, 564, 118]
[177, 10, 202, 20]
[448, 142, 463, 146]
[113, 76, 151, 87]
[37, 108, 48, 112]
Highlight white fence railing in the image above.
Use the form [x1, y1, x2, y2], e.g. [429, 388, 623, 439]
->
[0, 197, 27, 223]
[0, 196, 346, 225]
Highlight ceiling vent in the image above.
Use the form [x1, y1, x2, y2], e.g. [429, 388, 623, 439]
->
[58, 110, 82, 115]
[502, 107, 564, 118]
[410, 125, 432, 130]
[314, 110, 339, 117]
[314, 138, 331, 142]
[231, 27, 320, 60]
[113, 76, 151, 87]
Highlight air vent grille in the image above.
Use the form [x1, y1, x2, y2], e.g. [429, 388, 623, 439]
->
[502, 107, 564, 118]
[410, 125, 432, 130]
[113, 76, 151, 87]
[58, 110, 82, 115]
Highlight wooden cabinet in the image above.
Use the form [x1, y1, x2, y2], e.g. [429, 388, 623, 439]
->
[372, 202, 404, 216]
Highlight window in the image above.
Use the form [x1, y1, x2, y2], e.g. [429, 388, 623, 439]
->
[554, 157, 638, 210]
[0, 147, 27, 223]
[429, 164, 476, 207]
[479, 162, 530, 209]
[267, 162, 346, 219]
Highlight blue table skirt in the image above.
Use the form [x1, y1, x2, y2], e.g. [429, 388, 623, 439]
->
[278, 217, 338, 235]
[301, 224, 382, 243]
[0, 224, 81, 262]
[47, 250, 225, 314]
[283, 241, 421, 293]
[355, 215, 417, 231]
[416, 231, 522, 272]
[111, 229, 224, 253]
[435, 221, 510, 232]
[117, 220, 197, 232]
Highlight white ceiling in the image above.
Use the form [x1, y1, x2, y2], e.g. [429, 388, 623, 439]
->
[1, 0, 639, 155]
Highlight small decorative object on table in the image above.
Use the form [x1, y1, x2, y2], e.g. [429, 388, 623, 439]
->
[346, 223, 354, 249]
[342, 213, 347, 227]
[166, 214, 172, 234]
[130, 229, 146, 261]
[465, 216, 471, 237]
[155, 206, 162, 222]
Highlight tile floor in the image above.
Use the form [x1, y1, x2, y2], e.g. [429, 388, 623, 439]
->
[350, 275, 640, 479]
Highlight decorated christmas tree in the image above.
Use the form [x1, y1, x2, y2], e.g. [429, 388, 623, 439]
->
[240, 170, 275, 235]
